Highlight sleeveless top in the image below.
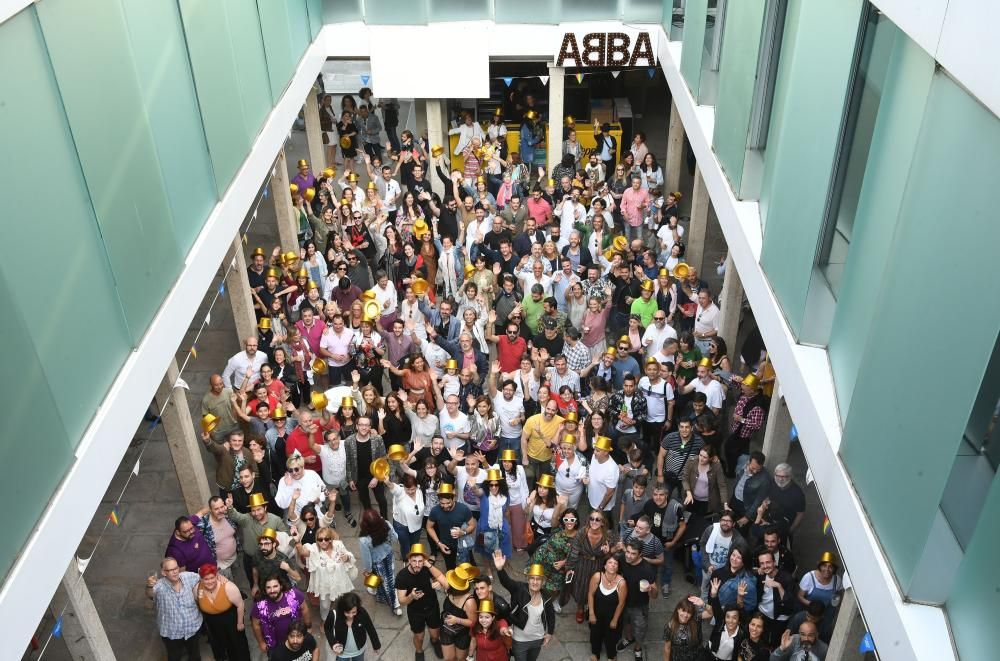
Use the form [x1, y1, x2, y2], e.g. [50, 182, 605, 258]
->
[196, 584, 233, 615]
[442, 594, 472, 634]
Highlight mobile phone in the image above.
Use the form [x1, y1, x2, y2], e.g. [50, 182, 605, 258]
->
[565, 570, 575, 584]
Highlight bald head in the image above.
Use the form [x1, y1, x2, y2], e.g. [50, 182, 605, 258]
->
[209, 374, 224, 394]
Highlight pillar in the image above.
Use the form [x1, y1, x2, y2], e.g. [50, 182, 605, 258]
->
[665, 99, 684, 194]
[425, 99, 447, 198]
[716, 254, 743, 351]
[156, 358, 212, 513]
[225, 236, 258, 344]
[686, 166, 709, 273]
[761, 385, 792, 469]
[269, 149, 299, 254]
[51, 561, 116, 660]
[826, 588, 862, 660]
[415, 100, 428, 145]
[303, 85, 326, 174]
[546, 66, 565, 178]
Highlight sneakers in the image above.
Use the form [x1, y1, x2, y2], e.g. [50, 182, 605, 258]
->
[432, 639, 444, 659]
[345, 512, 357, 528]
[366, 587, 377, 595]
[661, 583, 671, 597]
[616, 638, 635, 652]
[394, 606, 403, 616]
[634, 648, 644, 660]
[553, 601, 562, 614]
[415, 652, 425, 661]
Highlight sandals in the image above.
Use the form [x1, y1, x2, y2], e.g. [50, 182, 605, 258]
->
[576, 609, 585, 624]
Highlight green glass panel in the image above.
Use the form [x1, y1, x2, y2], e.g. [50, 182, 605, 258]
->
[223, 0, 275, 139]
[494, 0, 557, 23]
[0, 277, 76, 583]
[35, 0, 182, 342]
[363, 0, 428, 24]
[712, 0, 767, 190]
[949, 474, 1000, 659]
[664, 0, 685, 40]
[120, 0, 218, 255]
[828, 32, 934, 417]
[322, 0, 363, 23]
[306, 0, 323, 38]
[286, 0, 313, 59]
[258, 0, 298, 100]
[623, 0, 663, 22]
[840, 72, 1000, 588]
[679, 0, 707, 97]
[428, 0, 492, 21]
[0, 7, 133, 445]
[757, 0, 863, 336]
[178, 0, 252, 195]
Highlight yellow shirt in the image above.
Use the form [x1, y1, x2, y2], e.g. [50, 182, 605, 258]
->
[523, 413, 565, 461]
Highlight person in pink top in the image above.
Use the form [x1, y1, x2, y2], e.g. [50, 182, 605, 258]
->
[619, 175, 650, 244]
[525, 187, 553, 229]
[295, 306, 325, 358]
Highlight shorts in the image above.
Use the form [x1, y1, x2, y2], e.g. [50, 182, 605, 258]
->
[408, 606, 443, 633]
[440, 625, 472, 650]
[625, 604, 649, 641]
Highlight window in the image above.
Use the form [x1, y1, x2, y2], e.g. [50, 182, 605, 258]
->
[699, 0, 727, 105]
[818, 5, 894, 296]
[747, 0, 788, 150]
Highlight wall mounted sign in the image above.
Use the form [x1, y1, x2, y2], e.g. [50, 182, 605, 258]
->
[555, 30, 658, 68]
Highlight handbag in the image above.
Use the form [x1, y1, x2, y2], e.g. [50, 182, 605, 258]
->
[664, 442, 697, 489]
[523, 518, 535, 546]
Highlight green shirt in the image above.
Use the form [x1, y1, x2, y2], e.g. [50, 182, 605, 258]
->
[228, 509, 288, 556]
[630, 296, 658, 327]
[521, 295, 545, 332]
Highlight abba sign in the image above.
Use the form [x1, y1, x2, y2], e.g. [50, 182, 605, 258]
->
[555, 30, 657, 68]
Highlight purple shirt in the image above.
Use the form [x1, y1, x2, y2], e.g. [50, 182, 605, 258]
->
[252, 588, 306, 649]
[165, 516, 215, 571]
[291, 172, 316, 193]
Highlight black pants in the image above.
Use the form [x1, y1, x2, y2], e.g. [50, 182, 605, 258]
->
[162, 633, 201, 661]
[723, 434, 750, 479]
[357, 365, 384, 395]
[364, 142, 382, 162]
[357, 480, 388, 519]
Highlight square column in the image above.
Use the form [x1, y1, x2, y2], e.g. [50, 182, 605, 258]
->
[546, 66, 565, 177]
[425, 99, 447, 198]
[761, 385, 792, 469]
[269, 149, 299, 254]
[51, 560, 115, 660]
[826, 588, 863, 659]
[665, 99, 684, 194]
[225, 236, 258, 344]
[155, 358, 212, 513]
[303, 85, 326, 174]
[686, 165, 709, 273]
[716, 254, 744, 351]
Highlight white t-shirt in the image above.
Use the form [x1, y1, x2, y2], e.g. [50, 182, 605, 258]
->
[657, 223, 684, 255]
[692, 378, 725, 411]
[694, 303, 720, 336]
[439, 411, 471, 453]
[493, 393, 525, 438]
[374, 282, 398, 315]
[318, 443, 348, 486]
[616, 395, 638, 433]
[638, 376, 673, 423]
[555, 455, 588, 507]
[275, 469, 327, 514]
[498, 464, 529, 506]
[391, 482, 425, 532]
[455, 467, 487, 511]
[588, 456, 620, 511]
[642, 323, 677, 357]
[380, 178, 401, 212]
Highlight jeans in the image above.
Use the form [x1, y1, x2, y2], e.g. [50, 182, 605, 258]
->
[363, 142, 382, 162]
[512, 638, 543, 661]
[659, 544, 675, 587]
[623, 223, 642, 244]
[393, 519, 422, 557]
[386, 128, 400, 153]
[338, 654, 365, 661]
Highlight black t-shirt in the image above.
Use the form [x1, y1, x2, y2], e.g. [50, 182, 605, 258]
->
[531, 332, 564, 357]
[429, 503, 473, 548]
[268, 633, 318, 660]
[484, 229, 513, 252]
[765, 483, 806, 528]
[412, 447, 453, 468]
[642, 499, 688, 543]
[621, 560, 657, 608]
[437, 209, 460, 242]
[395, 566, 438, 612]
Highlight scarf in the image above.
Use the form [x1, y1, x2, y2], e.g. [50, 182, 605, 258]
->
[487, 494, 507, 531]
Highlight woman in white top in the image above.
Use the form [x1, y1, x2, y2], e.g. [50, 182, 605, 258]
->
[403, 399, 439, 447]
[380, 472, 425, 562]
[629, 132, 648, 168]
[293, 527, 357, 621]
[525, 475, 567, 554]
[638, 153, 663, 191]
[553, 435, 587, 508]
[449, 451, 488, 515]
[497, 449, 530, 551]
[562, 128, 583, 169]
[459, 307, 489, 355]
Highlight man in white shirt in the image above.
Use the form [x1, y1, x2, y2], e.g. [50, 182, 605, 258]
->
[438, 394, 471, 454]
[489, 366, 526, 460]
[641, 310, 678, 358]
[274, 453, 328, 516]
[313, 429, 351, 522]
[448, 112, 485, 155]
[677, 358, 725, 415]
[518, 260, 552, 298]
[221, 337, 269, 389]
[554, 188, 584, 250]
[377, 165, 401, 220]
[585, 437, 620, 526]
[638, 357, 674, 448]
[693, 289, 720, 355]
[373, 270, 398, 322]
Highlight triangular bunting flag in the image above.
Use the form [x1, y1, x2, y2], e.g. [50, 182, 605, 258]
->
[538, 75, 549, 85]
[218, 281, 226, 297]
[805, 467, 814, 486]
[52, 617, 62, 638]
[822, 516, 831, 535]
[242, 233, 248, 245]
[173, 377, 190, 391]
[252, 209, 258, 220]
[147, 416, 160, 432]
[109, 506, 121, 526]
[859, 632, 875, 654]
[76, 555, 91, 574]
[132, 458, 141, 476]
[575, 73, 584, 84]
[611, 70, 621, 79]
[502, 77, 513, 87]
[263, 187, 269, 199]
[205, 310, 212, 326]
[360, 74, 370, 86]
[647, 68, 656, 79]
[189, 345, 198, 359]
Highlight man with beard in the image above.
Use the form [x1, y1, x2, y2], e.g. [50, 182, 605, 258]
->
[395, 543, 448, 661]
[250, 528, 302, 599]
[226, 492, 288, 583]
[426, 484, 477, 570]
[251, 576, 312, 657]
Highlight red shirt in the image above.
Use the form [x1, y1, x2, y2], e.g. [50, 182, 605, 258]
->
[285, 426, 323, 475]
[526, 197, 552, 227]
[296, 319, 325, 356]
[262, 378, 286, 402]
[473, 621, 511, 661]
[497, 336, 527, 373]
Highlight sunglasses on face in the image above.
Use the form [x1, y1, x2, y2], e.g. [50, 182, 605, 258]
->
[489, 482, 500, 487]
[318, 537, 333, 542]
[562, 516, 577, 523]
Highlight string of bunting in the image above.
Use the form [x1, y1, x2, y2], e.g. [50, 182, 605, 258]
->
[35, 156, 280, 659]
[351, 71, 655, 89]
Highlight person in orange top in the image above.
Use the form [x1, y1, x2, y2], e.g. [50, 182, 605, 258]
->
[194, 564, 251, 661]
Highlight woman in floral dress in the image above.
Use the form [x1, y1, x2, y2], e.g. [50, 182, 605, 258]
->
[530, 508, 580, 610]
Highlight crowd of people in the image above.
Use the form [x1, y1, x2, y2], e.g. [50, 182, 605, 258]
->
[148, 92, 839, 661]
